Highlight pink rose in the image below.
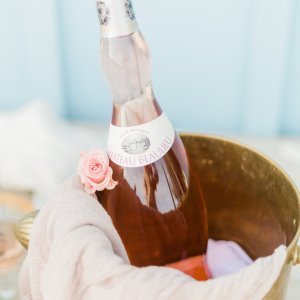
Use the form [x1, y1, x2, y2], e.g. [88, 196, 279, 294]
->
[77, 149, 118, 194]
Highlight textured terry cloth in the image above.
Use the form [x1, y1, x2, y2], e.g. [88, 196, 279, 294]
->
[19, 176, 287, 300]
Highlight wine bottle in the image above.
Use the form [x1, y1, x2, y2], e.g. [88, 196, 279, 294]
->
[95, 0, 208, 276]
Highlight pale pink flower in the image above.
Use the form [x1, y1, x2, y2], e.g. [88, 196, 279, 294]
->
[77, 149, 118, 194]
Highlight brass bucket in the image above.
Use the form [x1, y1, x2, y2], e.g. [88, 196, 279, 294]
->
[15, 134, 300, 299]
[181, 134, 300, 299]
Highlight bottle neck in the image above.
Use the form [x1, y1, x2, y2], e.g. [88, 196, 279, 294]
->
[97, 0, 161, 126]
[111, 83, 162, 126]
[96, 0, 139, 38]
[100, 31, 153, 105]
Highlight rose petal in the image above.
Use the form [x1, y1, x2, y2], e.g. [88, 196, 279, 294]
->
[106, 178, 118, 190]
[84, 182, 96, 194]
[78, 149, 109, 182]
[105, 167, 118, 190]
[78, 149, 117, 194]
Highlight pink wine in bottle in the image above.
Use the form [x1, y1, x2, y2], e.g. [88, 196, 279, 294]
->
[95, 0, 208, 279]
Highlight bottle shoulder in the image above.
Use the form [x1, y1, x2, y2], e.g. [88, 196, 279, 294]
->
[110, 134, 190, 203]
[111, 94, 162, 127]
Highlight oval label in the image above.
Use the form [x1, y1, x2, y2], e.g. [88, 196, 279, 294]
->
[107, 113, 175, 168]
[121, 133, 151, 155]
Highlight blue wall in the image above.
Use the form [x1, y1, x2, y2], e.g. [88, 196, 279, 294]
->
[1, 0, 300, 135]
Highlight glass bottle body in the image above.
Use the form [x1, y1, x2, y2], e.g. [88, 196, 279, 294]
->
[97, 32, 208, 268]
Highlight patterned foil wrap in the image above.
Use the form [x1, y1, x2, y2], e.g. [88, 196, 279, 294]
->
[96, 0, 138, 37]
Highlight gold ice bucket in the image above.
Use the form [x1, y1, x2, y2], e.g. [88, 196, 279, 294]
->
[15, 134, 300, 299]
[181, 134, 300, 299]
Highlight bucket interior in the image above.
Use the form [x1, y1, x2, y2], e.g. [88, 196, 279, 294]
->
[181, 134, 300, 259]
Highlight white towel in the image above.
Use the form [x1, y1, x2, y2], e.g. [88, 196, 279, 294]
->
[19, 176, 287, 300]
[206, 239, 253, 278]
[0, 101, 106, 208]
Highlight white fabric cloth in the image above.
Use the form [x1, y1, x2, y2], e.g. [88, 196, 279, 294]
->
[206, 239, 253, 278]
[19, 176, 287, 300]
[0, 101, 106, 208]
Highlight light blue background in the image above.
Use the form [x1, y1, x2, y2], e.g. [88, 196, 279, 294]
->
[1, 0, 300, 135]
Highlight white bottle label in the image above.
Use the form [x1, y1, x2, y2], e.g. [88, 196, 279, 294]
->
[107, 113, 175, 168]
[96, 0, 139, 38]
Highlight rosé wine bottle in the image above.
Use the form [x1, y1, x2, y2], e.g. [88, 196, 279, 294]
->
[95, 0, 208, 277]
